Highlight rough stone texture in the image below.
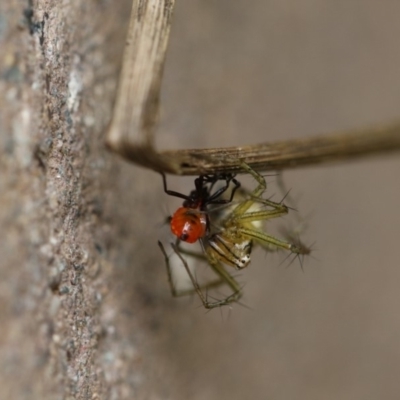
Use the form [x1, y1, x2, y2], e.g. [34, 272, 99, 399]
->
[0, 0, 144, 398]
[1, 1, 400, 400]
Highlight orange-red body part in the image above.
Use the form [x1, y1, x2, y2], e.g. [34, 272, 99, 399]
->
[170, 206, 207, 243]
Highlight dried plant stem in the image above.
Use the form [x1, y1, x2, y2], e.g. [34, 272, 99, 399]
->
[106, 0, 176, 172]
[159, 122, 400, 175]
[106, 0, 400, 176]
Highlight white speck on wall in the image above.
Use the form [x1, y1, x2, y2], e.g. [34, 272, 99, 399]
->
[12, 107, 32, 168]
[84, 115, 95, 127]
[67, 67, 82, 113]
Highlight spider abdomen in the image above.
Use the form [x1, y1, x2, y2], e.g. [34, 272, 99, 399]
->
[170, 206, 207, 243]
[206, 233, 252, 269]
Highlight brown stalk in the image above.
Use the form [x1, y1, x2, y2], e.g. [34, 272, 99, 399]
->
[106, 0, 400, 175]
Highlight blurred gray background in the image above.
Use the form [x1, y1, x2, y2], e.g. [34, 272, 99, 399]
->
[127, 1, 400, 399]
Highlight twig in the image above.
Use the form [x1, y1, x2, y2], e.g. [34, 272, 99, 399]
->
[106, 0, 400, 176]
[106, 0, 176, 172]
[157, 122, 400, 175]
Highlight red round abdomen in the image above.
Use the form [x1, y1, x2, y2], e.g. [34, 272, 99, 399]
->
[170, 207, 207, 243]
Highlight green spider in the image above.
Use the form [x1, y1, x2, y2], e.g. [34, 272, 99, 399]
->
[159, 162, 310, 309]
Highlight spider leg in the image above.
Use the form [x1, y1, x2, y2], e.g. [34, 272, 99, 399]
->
[223, 194, 289, 230]
[232, 207, 289, 224]
[206, 175, 241, 205]
[162, 241, 242, 309]
[227, 162, 267, 217]
[158, 241, 242, 307]
[174, 242, 242, 309]
[240, 161, 267, 198]
[235, 227, 310, 255]
[248, 195, 289, 209]
[161, 173, 191, 201]
[158, 241, 225, 298]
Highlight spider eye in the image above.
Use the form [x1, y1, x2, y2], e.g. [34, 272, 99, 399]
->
[170, 207, 207, 243]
